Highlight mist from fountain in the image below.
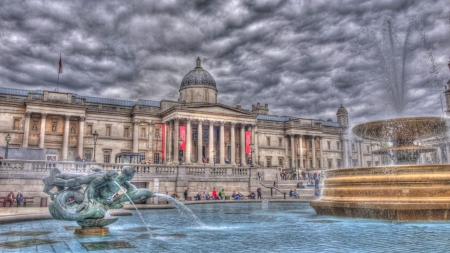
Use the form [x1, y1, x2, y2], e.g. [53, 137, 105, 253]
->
[351, 17, 441, 118]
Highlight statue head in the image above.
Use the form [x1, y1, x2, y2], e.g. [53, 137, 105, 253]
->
[120, 167, 135, 181]
[50, 168, 61, 176]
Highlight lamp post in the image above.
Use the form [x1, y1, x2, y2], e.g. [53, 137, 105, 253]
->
[92, 131, 98, 162]
[178, 137, 183, 165]
[213, 149, 216, 166]
[5, 134, 11, 159]
[249, 142, 255, 167]
[155, 131, 160, 164]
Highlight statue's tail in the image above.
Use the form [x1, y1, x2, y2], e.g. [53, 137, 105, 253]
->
[49, 191, 106, 221]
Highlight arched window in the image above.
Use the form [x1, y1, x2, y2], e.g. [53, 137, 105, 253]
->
[190, 90, 194, 102]
[204, 90, 208, 102]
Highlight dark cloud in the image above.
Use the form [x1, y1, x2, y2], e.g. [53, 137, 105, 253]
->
[0, 0, 448, 125]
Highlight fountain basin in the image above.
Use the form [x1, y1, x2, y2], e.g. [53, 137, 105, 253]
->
[310, 164, 450, 220]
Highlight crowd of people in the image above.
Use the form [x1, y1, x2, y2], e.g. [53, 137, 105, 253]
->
[179, 186, 263, 201]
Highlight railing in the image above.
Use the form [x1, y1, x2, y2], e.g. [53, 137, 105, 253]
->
[259, 182, 286, 199]
[0, 159, 254, 180]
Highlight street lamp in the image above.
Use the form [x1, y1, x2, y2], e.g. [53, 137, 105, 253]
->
[249, 142, 255, 167]
[213, 148, 216, 166]
[92, 131, 98, 162]
[5, 134, 11, 159]
[178, 136, 183, 165]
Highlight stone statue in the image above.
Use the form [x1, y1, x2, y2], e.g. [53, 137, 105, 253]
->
[42, 166, 153, 235]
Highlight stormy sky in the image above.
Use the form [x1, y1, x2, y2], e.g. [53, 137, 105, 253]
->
[0, 0, 449, 124]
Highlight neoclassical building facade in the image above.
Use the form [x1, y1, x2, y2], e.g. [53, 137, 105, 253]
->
[0, 58, 382, 169]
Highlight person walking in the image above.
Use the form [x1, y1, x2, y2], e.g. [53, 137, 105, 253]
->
[16, 191, 23, 207]
[184, 188, 189, 201]
[6, 191, 14, 207]
[257, 187, 262, 199]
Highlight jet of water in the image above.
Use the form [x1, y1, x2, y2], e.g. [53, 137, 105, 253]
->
[153, 193, 205, 227]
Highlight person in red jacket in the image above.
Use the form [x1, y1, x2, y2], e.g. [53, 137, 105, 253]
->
[212, 188, 219, 200]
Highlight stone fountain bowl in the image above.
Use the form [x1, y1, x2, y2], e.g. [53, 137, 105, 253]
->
[352, 117, 447, 143]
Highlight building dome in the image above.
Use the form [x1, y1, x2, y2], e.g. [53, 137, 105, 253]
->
[180, 57, 216, 90]
[337, 104, 348, 115]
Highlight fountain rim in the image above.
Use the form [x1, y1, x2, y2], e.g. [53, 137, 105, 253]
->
[352, 116, 448, 141]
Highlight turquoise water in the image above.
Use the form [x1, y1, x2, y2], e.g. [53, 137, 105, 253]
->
[0, 202, 449, 252]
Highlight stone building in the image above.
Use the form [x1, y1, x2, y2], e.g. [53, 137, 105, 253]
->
[0, 58, 381, 169]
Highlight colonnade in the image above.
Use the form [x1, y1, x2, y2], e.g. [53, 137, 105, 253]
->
[21, 111, 86, 161]
[284, 134, 324, 169]
[162, 118, 256, 165]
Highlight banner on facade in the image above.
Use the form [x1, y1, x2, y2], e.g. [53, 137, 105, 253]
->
[245, 130, 251, 154]
[161, 124, 166, 159]
[179, 125, 186, 150]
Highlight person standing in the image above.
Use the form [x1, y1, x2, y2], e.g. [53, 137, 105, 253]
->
[6, 191, 14, 207]
[184, 187, 189, 201]
[16, 191, 23, 207]
[219, 189, 225, 200]
[257, 187, 262, 199]
[315, 176, 320, 190]
[212, 188, 219, 200]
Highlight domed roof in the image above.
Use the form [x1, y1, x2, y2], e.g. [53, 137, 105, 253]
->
[337, 104, 348, 115]
[180, 57, 216, 90]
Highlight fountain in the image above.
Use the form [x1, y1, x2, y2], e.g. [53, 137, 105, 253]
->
[42, 166, 154, 235]
[310, 19, 448, 221]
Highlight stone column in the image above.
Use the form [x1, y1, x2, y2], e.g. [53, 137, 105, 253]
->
[173, 118, 179, 163]
[298, 135, 303, 168]
[342, 137, 348, 168]
[197, 120, 203, 163]
[230, 122, 236, 165]
[240, 125, 245, 165]
[319, 137, 323, 169]
[290, 135, 295, 168]
[39, 113, 47, 148]
[168, 121, 173, 163]
[311, 136, 316, 168]
[132, 119, 139, 153]
[163, 122, 168, 164]
[148, 121, 153, 158]
[219, 121, 225, 165]
[209, 121, 214, 164]
[306, 137, 310, 168]
[62, 115, 70, 161]
[77, 116, 85, 157]
[186, 119, 191, 163]
[22, 111, 31, 147]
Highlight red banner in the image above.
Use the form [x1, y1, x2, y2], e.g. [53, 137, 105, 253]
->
[245, 131, 251, 154]
[179, 126, 186, 150]
[161, 124, 166, 159]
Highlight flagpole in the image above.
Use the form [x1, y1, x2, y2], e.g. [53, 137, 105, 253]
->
[57, 53, 61, 92]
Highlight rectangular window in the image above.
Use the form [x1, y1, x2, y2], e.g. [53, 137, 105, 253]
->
[367, 145, 370, 153]
[375, 161, 379, 166]
[139, 152, 146, 163]
[267, 137, 270, 146]
[14, 119, 20, 130]
[309, 140, 312, 150]
[278, 158, 283, 167]
[154, 153, 160, 164]
[106, 126, 111, 137]
[337, 160, 342, 168]
[337, 142, 340, 150]
[267, 157, 272, 167]
[278, 138, 282, 147]
[140, 127, 146, 138]
[310, 159, 313, 168]
[87, 124, 93, 135]
[124, 127, 129, 138]
[84, 149, 92, 162]
[367, 161, 372, 167]
[103, 150, 111, 163]
[328, 159, 332, 169]
[289, 158, 292, 168]
[327, 141, 331, 149]
[352, 143, 355, 151]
